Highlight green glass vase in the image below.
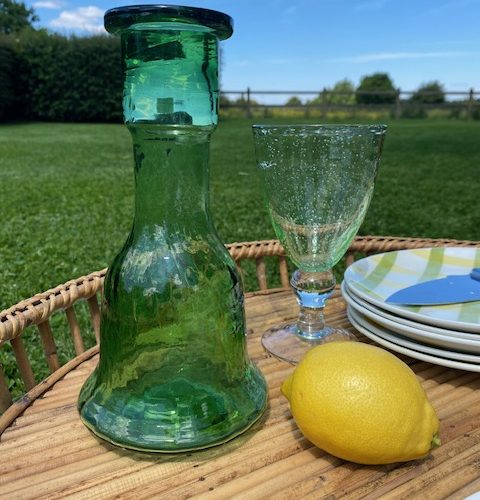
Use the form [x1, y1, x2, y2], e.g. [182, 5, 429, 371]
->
[78, 5, 267, 452]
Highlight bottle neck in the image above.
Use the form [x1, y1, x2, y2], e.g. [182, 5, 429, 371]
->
[122, 29, 219, 126]
[129, 124, 213, 233]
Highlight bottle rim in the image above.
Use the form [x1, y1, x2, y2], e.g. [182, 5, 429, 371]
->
[104, 4, 233, 39]
[252, 124, 388, 137]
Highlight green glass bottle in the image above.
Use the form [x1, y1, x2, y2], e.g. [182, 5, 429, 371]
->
[78, 5, 267, 452]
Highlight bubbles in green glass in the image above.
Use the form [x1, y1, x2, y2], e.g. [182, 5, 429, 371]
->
[78, 7, 266, 453]
[253, 125, 386, 272]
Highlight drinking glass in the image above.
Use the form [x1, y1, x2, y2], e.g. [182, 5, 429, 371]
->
[252, 124, 386, 364]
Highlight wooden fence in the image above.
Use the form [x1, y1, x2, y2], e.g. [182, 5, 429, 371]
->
[220, 89, 480, 119]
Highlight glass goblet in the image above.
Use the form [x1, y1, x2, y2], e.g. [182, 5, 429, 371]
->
[252, 124, 386, 364]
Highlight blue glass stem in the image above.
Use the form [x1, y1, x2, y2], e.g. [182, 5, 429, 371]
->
[291, 269, 336, 340]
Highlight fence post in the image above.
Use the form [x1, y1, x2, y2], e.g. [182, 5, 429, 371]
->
[246, 87, 252, 118]
[304, 104, 310, 119]
[467, 88, 474, 120]
[321, 87, 327, 118]
[395, 88, 402, 119]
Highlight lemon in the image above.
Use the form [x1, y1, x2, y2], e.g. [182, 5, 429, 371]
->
[281, 342, 440, 465]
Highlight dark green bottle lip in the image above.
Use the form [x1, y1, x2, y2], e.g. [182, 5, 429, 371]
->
[104, 4, 233, 39]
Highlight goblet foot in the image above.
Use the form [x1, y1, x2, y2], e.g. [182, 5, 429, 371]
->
[261, 323, 357, 365]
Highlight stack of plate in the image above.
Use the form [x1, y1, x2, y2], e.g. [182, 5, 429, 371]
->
[342, 247, 480, 372]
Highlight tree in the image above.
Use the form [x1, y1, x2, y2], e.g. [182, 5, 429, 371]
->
[306, 93, 322, 106]
[410, 81, 445, 104]
[0, 0, 38, 34]
[306, 79, 356, 107]
[356, 73, 395, 104]
[234, 95, 258, 106]
[219, 93, 231, 106]
[286, 96, 302, 106]
[325, 79, 355, 105]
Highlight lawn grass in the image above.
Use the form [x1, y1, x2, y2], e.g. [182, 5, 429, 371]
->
[1, 118, 480, 397]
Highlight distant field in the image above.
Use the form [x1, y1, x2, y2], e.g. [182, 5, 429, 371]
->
[1, 118, 480, 396]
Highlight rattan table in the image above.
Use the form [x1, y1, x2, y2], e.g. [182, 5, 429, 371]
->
[2, 286, 480, 499]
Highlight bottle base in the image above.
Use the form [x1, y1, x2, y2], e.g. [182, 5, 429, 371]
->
[79, 402, 267, 453]
[78, 366, 268, 453]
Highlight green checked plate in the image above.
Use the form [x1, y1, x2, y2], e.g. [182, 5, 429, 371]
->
[343, 247, 480, 333]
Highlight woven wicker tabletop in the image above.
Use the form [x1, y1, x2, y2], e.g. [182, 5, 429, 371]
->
[1, 288, 480, 499]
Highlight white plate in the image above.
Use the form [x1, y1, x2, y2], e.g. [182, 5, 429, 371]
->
[342, 280, 480, 341]
[344, 247, 480, 333]
[341, 281, 480, 353]
[347, 308, 480, 372]
[348, 307, 480, 364]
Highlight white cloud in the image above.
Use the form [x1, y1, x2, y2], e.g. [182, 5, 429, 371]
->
[33, 0, 63, 9]
[335, 51, 477, 63]
[50, 6, 105, 33]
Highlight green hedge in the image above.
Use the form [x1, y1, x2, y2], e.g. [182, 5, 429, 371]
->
[0, 35, 16, 120]
[1, 30, 123, 122]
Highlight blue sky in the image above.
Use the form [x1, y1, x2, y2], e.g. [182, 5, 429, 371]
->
[28, 0, 480, 103]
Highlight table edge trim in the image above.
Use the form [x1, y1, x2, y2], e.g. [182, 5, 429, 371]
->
[0, 345, 99, 438]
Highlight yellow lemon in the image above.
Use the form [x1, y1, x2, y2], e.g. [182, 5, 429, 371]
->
[282, 341, 440, 465]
